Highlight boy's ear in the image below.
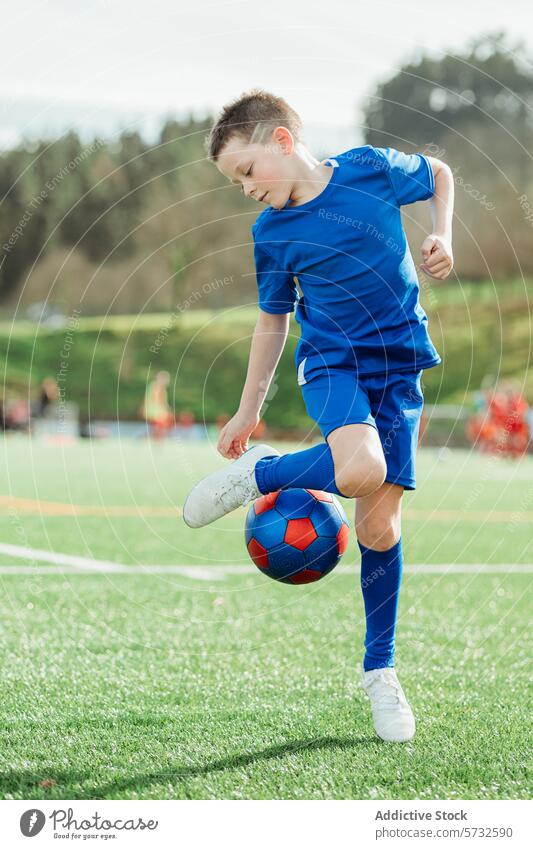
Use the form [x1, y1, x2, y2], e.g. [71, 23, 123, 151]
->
[271, 126, 294, 155]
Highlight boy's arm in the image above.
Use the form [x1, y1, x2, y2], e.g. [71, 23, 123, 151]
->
[419, 157, 454, 279]
[217, 310, 289, 459]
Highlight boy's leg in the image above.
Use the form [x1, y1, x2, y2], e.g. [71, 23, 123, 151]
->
[357, 367, 425, 670]
[355, 370, 424, 742]
[355, 483, 404, 670]
[356, 482, 415, 742]
[255, 423, 384, 499]
[183, 423, 386, 528]
[183, 369, 387, 527]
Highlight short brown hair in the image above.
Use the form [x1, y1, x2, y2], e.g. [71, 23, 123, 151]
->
[206, 88, 303, 162]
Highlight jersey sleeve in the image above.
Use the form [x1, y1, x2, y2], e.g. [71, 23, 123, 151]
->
[374, 147, 435, 205]
[253, 238, 298, 314]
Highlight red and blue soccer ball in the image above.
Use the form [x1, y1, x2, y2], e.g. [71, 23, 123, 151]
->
[245, 488, 350, 584]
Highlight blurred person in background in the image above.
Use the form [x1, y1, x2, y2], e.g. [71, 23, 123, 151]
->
[467, 380, 530, 456]
[33, 377, 59, 419]
[141, 370, 175, 440]
[4, 398, 31, 432]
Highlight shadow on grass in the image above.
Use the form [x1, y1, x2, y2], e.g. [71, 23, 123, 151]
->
[0, 734, 374, 799]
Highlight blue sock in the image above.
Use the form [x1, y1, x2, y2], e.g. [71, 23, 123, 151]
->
[254, 443, 345, 497]
[358, 536, 403, 671]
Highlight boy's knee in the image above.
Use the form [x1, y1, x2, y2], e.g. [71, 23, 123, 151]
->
[335, 453, 387, 498]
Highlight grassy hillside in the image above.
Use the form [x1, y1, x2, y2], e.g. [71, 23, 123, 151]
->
[1, 278, 531, 426]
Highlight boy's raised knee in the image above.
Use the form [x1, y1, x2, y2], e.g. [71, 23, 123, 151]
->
[335, 454, 387, 498]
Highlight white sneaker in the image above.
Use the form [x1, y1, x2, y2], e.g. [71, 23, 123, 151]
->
[360, 664, 416, 742]
[182, 443, 280, 528]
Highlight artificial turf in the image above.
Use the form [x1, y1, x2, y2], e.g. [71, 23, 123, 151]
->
[0, 437, 531, 799]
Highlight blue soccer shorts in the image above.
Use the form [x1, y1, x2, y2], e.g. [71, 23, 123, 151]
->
[298, 365, 425, 490]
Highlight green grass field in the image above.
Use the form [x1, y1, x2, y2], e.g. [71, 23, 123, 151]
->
[0, 436, 531, 800]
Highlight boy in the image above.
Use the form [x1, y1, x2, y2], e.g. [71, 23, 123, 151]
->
[183, 89, 454, 743]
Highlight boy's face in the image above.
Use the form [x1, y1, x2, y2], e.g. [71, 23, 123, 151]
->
[216, 128, 295, 210]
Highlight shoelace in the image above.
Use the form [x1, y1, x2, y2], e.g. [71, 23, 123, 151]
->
[212, 468, 258, 508]
[364, 670, 403, 708]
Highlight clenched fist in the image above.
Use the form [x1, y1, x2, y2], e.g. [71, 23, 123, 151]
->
[419, 234, 453, 279]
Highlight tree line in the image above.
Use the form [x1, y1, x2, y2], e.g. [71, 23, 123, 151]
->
[1, 32, 532, 317]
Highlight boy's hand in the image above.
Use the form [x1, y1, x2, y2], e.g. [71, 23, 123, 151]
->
[419, 234, 453, 279]
[217, 410, 260, 459]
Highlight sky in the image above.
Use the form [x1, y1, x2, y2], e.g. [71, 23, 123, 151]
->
[1, 0, 532, 156]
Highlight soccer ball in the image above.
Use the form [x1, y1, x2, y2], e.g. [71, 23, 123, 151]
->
[245, 488, 350, 584]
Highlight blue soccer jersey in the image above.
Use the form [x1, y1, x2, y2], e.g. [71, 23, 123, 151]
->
[251, 145, 442, 379]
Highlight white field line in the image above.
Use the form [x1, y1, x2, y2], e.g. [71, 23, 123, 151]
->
[0, 544, 531, 580]
[0, 564, 239, 579]
[0, 542, 127, 571]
